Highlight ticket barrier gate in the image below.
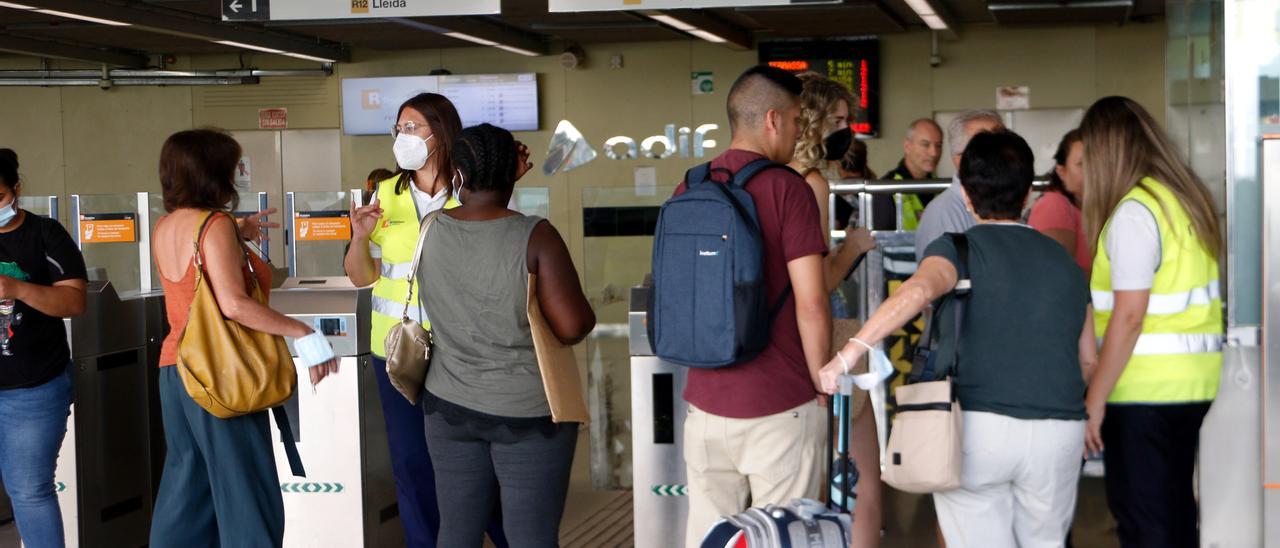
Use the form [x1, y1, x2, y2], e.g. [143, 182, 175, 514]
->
[629, 281, 689, 548]
[47, 279, 152, 548]
[268, 276, 401, 548]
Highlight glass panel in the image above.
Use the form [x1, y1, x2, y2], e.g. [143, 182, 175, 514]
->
[75, 193, 143, 296]
[146, 193, 165, 293]
[290, 191, 351, 278]
[1221, 0, 1277, 327]
[513, 187, 549, 218]
[18, 196, 54, 220]
[580, 185, 674, 490]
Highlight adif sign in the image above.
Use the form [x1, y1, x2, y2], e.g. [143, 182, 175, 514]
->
[603, 124, 719, 160]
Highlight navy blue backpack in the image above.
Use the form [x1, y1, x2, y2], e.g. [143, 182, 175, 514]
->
[648, 158, 792, 368]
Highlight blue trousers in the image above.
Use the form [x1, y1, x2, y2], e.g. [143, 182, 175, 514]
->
[150, 366, 284, 548]
[0, 366, 71, 548]
[372, 356, 508, 548]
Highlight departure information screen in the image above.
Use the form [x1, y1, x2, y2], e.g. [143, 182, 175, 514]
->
[439, 73, 540, 133]
[341, 73, 539, 135]
[759, 39, 881, 137]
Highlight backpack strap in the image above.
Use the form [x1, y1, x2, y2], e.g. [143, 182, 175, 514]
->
[949, 233, 971, 379]
[910, 232, 972, 382]
[730, 157, 778, 189]
[683, 162, 712, 189]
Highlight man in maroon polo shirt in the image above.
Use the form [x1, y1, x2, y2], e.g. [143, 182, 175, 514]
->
[675, 65, 831, 547]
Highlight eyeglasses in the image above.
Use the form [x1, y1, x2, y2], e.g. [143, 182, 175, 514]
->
[393, 121, 430, 137]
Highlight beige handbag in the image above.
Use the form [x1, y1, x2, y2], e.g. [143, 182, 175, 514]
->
[527, 273, 590, 424]
[384, 211, 441, 404]
[881, 233, 971, 494]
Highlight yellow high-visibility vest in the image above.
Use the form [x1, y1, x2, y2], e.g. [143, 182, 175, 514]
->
[367, 176, 459, 358]
[1092, 177, 1222, 403]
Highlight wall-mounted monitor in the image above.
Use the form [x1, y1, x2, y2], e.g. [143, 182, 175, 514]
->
[759, 38, 881, 137]
[341, 73, 539, 136]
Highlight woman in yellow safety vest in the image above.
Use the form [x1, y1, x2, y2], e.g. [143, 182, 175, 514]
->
[1080, 96, 1224, 548]
[342, 93, 530, 548]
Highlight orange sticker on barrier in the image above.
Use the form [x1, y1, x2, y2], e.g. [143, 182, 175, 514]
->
[80, 214, 137, 244]
[295, 211, 351, 241]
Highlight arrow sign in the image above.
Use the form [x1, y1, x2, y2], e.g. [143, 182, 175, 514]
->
[222, 0, 269, 21]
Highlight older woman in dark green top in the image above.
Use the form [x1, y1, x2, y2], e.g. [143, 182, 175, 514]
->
[820, 131, 1096, 547]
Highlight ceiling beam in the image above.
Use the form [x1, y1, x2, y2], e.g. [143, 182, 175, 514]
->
[0, 33, 147, 66]
[11, 0, 350, 62]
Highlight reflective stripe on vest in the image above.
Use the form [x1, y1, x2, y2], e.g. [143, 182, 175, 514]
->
[381, 260, 415, 281]
[1091, 282, 1220, 314]
[371, 294, 424, 323]
[1102, 332, 1224, 356]
[1091, 177, 1222, 403]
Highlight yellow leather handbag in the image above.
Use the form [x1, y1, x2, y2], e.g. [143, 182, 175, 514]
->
[177, 211, 296, 419]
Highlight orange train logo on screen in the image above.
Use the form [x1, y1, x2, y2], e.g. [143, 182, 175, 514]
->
[361, 89, 382, 110]
[351, 0, 369, 14]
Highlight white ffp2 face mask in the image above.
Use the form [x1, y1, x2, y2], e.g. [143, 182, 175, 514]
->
[393, 133, 434, 171]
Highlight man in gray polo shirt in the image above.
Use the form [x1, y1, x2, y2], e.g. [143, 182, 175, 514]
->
[914, 110, 1006, 261]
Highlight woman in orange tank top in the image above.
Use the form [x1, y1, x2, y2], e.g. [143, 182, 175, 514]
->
[148, 128, 337, 548]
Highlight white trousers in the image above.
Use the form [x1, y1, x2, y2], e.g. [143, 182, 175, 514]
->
[934, 411, 1085, 548]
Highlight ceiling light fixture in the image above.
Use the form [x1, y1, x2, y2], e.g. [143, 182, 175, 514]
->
[687, 29, 728, 43]
[0, 2, 35, 9]
[495, 44, 541, 57]
[280, 52, 337, 63]
[902, 0, 949, 30]
[213, 40, 283, 54]
[34, 8, 130, 26]
[647, 13, 696, 32]
[646, 13, 734, 45]
[443, 31, 498, 47]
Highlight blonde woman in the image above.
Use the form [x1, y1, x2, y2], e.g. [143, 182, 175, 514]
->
[1079, 96, 1224, 548]
[789, 73, 876, 290]
[786, 72, 879, 547]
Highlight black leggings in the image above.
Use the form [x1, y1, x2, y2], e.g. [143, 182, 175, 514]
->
[423, 411, 578, 548]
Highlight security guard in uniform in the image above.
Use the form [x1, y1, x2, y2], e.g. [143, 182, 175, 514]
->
[872, 118, 943, 231]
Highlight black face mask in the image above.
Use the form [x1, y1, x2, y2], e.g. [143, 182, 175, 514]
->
[823, 126, 853, 162]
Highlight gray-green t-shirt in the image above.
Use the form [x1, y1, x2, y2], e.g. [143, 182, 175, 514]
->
[420, 213, 550, 418]
[923, 224, 1089, 420]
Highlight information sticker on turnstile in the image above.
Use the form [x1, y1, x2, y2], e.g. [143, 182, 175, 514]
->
[285, 191, 355, 278]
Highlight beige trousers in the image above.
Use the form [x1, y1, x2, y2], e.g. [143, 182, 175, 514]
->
[683, 399, 825, 548]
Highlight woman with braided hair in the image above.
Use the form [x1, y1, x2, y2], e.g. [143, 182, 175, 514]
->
[417, 123, 595, 548]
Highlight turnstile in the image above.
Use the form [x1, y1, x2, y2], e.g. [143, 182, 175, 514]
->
[269, 276, 400, 548]
[629, 282, 689, 548]
[48, 280, 153, 548]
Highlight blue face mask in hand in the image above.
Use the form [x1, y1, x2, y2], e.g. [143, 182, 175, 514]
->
[845, 347, 895, 393]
